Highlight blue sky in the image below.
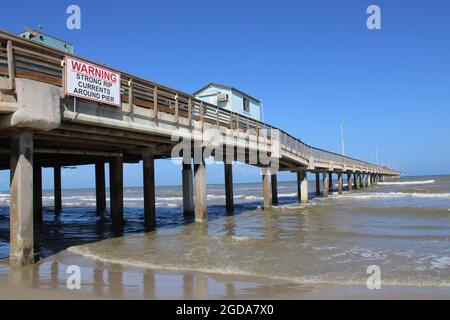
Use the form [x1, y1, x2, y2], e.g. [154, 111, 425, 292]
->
[1, 0, 449, 190]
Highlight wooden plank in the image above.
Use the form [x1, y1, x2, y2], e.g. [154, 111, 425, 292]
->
[15, 70, 61, 86]
[14, 61, 62, 77]
[12, 45, 62, 64]
[175, 94, 179, 123]
[200, 102, 204, 127]
[127, 79, 134, 113]
[153, 86, 158, 119]
[14, 54, 61, 71]
[7, 40, 14, 89]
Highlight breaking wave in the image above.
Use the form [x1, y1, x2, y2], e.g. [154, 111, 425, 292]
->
[378, 180, 435, 186]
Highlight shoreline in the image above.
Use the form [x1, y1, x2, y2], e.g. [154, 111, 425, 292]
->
[1, 251, 450, 300]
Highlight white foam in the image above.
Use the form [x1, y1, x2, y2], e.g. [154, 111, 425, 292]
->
[278, 192, 297, 198]
[431, 257, 450, 270]
[244, 195, 263, 200]
[67, 246, 450, 288]
[340, 192, 450, 200]
[378, 180, 435, 186]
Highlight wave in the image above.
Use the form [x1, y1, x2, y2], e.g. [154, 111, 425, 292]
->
[340, 192, 450, 200]
[378, 180, 435, 186]
[67, 246, 450, 288]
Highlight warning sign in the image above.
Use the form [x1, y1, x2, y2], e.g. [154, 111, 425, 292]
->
[64, 57, 121, 107]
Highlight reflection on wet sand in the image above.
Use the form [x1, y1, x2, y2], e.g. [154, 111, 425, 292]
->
[93, 262, 104, 296]
[143, 271, 155, 299]
[3, 258, 241, 300]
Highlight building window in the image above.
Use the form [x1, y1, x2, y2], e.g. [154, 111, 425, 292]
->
[243, 98, 250, 113]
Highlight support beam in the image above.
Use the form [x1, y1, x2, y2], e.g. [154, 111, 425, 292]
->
[53, 165, 62, 215]
[262, 170, 272, 209]
[182, 163, 194, 217]
[354, 174, 358, 190]
[356, 174, 361, 189]
[297, 171, 308, 203]
[271, 174, 279, 205]
[95, 162, 106, 216]
[109, 157, 124, 227]
[322, 173, 329, 197]
[194, 158, 207, 222]
[10, 131, 35, 266]
[143, 152, 156, 231]
[315, 173, 321, 195]
[338, 173, 343, 195]
[33, 164, 42, 224]
[347, 174, 353, 191]
[329, 173, 333, 191]
[224, 163, 234, 214]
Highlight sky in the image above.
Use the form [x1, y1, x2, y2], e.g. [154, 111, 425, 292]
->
[1, 0, 449, 190]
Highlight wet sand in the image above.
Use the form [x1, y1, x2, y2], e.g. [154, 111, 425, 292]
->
[1, 251, 450, 300]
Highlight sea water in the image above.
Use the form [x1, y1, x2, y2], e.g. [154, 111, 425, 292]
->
[1, 175, 450, 287]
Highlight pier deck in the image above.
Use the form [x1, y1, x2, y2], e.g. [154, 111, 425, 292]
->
[0, 30, 399, 265]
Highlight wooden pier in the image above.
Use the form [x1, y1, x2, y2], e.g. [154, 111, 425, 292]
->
[0, 30, 400, 266]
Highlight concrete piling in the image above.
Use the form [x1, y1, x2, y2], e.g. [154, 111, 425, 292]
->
[9, 131, 35, 266]
[95, 162, 106, 216]
[54, 165, 62, 215]
[297, 171, 308, 203]
[315, 173, 321, 195]
[322, 172, 329, 197]
[338, 173, 343, 195]
[348, 174, 353, 191]
[33, 164, 42, 224]
[109, 157, 124, 227]
[262, 170, 272, 209]
[143, 152, 156, 231]
[271, 174, 279, 205]
[329, 173, 333, 191]
[194, 158, 207, 222]
[182, 163, 194, 217]
[224, 163, 234, 214]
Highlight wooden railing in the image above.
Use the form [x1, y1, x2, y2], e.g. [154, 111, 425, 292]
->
[0, 30, 399, 175]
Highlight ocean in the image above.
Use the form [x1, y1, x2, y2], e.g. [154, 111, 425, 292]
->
[1, 175, 450, 289]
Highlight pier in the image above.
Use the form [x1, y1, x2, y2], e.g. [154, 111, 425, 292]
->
[0, 30, 400, 266]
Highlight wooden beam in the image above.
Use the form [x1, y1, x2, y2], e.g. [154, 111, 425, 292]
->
[153, 86, 158, 119]
[174, 94, 179, 123]
[7, 40, 15, 90]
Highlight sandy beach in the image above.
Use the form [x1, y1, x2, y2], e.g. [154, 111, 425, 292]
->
[2, 177, 450, 300]
[1, 251, 450, 300]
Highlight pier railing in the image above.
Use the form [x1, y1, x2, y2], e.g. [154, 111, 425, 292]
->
[0, 30, 398, 175]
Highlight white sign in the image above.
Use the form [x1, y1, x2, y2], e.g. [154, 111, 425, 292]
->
[65, 57, 121, 107]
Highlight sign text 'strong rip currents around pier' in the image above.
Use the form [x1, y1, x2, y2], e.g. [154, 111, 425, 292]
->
[64, 57, 121, 107]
